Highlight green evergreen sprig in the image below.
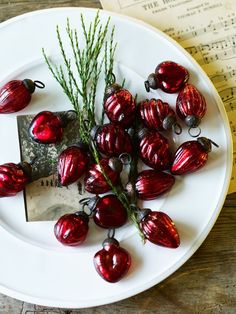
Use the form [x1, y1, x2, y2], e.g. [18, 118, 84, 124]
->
[43, 11, 143, 239]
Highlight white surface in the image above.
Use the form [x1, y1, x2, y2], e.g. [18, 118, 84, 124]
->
[0, 7, 232, 308]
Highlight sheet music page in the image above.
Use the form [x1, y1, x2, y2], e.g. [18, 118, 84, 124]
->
[100, 0, 236, 193]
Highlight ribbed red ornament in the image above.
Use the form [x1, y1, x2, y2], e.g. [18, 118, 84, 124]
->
[145, 61, 189, 94]
[84, 158, 121, 194]
[54, 212, 89, 246]
[93, 124, 133, 157]
[139, 98, 177, 131]
[94, 237, 131, 283]
[138, 129, 171, 170]
[134, 169, 175, 200]
[171, 137, 215, 175]
[0, 79, 44, 113]
[104, 85, 136, 127]
[0, 162, 31, 197]
[58, 146, 89, 186]
[176, 84, 206, 128]
[140, 210, 180, 248]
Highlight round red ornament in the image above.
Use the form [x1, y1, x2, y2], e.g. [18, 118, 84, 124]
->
[80, 194, 127, 229]
[54, 211, 89, 246]
[145, 61, 189, 94]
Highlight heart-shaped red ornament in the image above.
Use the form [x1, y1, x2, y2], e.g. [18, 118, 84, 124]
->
[94, 237, 131, 283]
[29, 111, 63, 144]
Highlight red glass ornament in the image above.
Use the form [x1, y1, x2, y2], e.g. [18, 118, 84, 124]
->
[104, 84, 136, 127]
[81, 195, 127, 228]
[132, 169, 175, 200]
[139, 98, 180, 133]
[0, 162, 31, 197]
[0, 79, 45, 113]
[94, 237, 131, 282]
[58, 146, 89, 186]
[84, 158, 122, 194]
[139, 210, 180, 248]
[138, 128, 172, 170]
[54, 212, 89, 246]
[171, 137, 217, 175]
[91, 123, 133, 157]
[29, 110, 76, 144]
[145, 61, 189, 94]
[176, 84, 206, 129]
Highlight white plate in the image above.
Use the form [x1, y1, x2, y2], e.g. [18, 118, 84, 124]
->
[0, 7, 232, 308]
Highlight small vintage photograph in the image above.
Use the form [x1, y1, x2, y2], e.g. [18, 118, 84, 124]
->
[17, 111, 86, 222]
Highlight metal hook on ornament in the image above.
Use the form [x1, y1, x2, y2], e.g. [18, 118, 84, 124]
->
[209, 139, 219, 148]
[107, 228, 115, 239]
[34, 80, 45, 89]
[107, 71, 116, 85]
[188, 126, 201, 138]
[173, 122, 182, 135]
[119, 153, 132, 165]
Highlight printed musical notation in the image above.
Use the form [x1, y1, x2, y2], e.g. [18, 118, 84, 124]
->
[168, 16, 236, 42]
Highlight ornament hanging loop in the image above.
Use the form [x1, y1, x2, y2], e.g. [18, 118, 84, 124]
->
[107, 71, 116, 85]
[173, 123, 182, 135]
[119, 153, 132, 165]
[108, 228, 115, 239]
[188, 126, 201, 138]
[34, 80, 45, 89]
[79, 197, 94, 216]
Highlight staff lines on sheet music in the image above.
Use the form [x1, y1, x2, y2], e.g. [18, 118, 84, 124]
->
[185, 46, 236, 65]
[218, 87, 236, 105]
[184, 34, 236, 56]
[210, 69, 236, 84]
[167, 16, 236, 41]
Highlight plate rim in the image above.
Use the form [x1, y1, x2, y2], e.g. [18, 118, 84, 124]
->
[0, 6, 233, 308]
